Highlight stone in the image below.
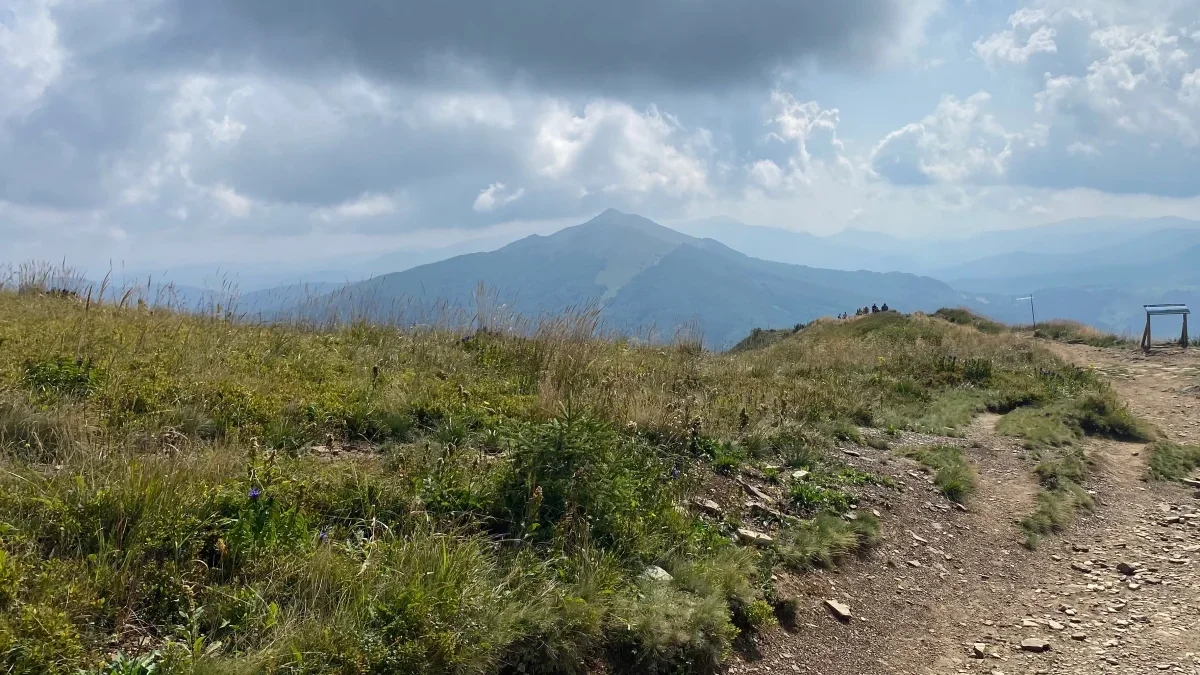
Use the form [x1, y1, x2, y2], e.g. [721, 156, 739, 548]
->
[971, 643, 988, 659]
[1117, 561, 1140, 576]
[1071, 633, 1088, 641]
[1047, 620, 1065, 631]
[642, 565, 673, 582]
[791, 470, 810, 481]
[825, 599, 852, 622]
[737, 479, 773, 504]
[693, 499, 723, 518]
[1020, 638, 1051, 653]
[750, 501, 788, 523]
[736, 528, 774, 547]
[1071, 562, 1093, 573]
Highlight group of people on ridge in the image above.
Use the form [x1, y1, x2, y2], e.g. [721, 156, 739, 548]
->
[836, 303, 889, 320]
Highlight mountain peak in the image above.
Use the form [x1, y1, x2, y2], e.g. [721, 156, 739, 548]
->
[557, 209, 696, 246]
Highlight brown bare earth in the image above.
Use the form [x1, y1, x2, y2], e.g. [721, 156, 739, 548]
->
[733, 342, 1200, 675]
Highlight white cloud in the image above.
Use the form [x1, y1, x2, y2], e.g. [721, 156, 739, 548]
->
[748, 159, 785, 190]
[211, 184, 251, 217]
[974, 24, 1058, 65]
[1066, 141, 1100, 156]
[318, 193, 400, 221]
[871, 92, 1038, 184]
[746, 93, 859, 194]
[0, 0, 66, 122]
[984, 2, 1200, 191]
[208, 115, 246, 144]
[473, 183, 525, 212]
[532, 100, 710, 198]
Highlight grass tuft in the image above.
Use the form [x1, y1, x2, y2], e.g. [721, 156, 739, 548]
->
[1147, 441, 1200, 482]
[1031, 320, 1129, 348]
[902, 445, 977, 503]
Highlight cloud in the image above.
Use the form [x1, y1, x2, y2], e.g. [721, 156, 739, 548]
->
[974, 24, 1058, 65]
[0, 0, 65, 122]
[7, 0, 1200, 272]
[871, 93, 1039, 184]
[745, 93, 859, 194]
[319, 193, 400, 221]
[533, 100, 711, 199]
[473, 183, 525, 212]
[149, 0, 939, 92]
[211, 184, 251, 217]
[976, 1, 1200, 196]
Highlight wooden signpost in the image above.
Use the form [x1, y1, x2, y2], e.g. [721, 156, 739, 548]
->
[1141, 304, 1190, 353]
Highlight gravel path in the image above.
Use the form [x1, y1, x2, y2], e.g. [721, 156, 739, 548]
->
[732, 342, 1200, 675]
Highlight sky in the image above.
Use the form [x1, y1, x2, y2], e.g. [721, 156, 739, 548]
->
[5, 0, 1200, 271]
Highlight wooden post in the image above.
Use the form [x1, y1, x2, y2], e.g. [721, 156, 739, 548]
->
[1183, 313, 1189, 349]
[1142, 312, 1152, 353]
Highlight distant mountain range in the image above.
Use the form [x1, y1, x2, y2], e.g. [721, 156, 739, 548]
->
[304, 210, 965, 347]
[672, 214, 1200, 338]
[59, 211, 1200, 348]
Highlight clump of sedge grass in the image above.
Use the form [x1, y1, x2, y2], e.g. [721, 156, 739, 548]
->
[902, 445, 977, 504]
[1147, 441, 1200, 482]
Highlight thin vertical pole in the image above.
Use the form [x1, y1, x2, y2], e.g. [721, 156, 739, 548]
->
[1143, 313, 1152, 353]
[1182, 313, 1189, 349]
[1029, 294, 1036, 328]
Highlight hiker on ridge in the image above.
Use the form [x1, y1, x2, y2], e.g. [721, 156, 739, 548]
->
[871, 304, 879, 314]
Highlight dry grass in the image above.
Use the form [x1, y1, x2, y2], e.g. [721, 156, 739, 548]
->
[1031, 320, 1130, 348]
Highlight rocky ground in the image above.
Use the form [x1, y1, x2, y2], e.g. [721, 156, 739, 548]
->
[729, 342, 1200, 675]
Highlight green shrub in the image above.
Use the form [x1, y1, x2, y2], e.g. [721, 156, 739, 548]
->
[712, 445, 744, 476]
[498, 412, 682, 558]
[0, 604, 88, 674]
[21, 357, 103, 399]
[788, 483, 855, 515]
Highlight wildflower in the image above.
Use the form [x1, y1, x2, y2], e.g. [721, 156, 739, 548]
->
[248, 487, 262, 501]
[317, 529, 328, 544]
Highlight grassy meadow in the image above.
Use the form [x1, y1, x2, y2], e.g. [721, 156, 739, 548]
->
[0, 274, 1148, 673]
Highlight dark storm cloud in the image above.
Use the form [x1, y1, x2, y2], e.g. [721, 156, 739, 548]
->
[127, 0, 922, 90]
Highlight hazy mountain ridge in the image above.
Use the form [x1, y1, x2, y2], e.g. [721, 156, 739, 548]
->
[308, 210, 963, 348]
[67, 211, 1200, 347]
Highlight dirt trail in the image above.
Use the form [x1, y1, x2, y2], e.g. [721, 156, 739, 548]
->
[736, 342, 1200, 675]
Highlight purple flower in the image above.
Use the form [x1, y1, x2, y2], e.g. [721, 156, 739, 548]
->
[317, 530, 328, 543]
[248, 487, 262, 501]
